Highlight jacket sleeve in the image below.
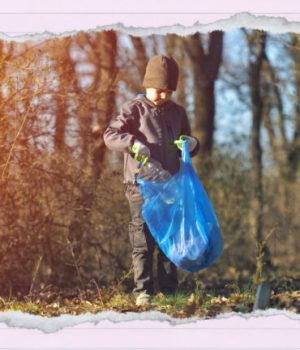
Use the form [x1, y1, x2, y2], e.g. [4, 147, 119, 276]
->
[103, 101, 137, 153]
[180, 107, 200, 157]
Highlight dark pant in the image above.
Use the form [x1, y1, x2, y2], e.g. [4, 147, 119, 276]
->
[125, 183, 178, 295]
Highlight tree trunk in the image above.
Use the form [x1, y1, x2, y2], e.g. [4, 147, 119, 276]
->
[0, 40, 8, 165]
[287, 34, 300, 181]
[131, 36, 148, 83]
[185, 32, 223, 157]
[53, 38, 74, 152]
[0, 41, 14, 169]
[165, 35, 188, 108]
[91, 31, 118, 182]
[246, 30, 271, 283]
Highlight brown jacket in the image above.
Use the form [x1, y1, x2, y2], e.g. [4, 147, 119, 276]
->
[103, 95, 199, 184]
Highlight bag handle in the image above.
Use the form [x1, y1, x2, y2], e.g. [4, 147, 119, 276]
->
[182, 140, 191, 163]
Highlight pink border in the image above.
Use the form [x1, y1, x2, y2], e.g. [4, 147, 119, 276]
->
[1, 0, 300, 348]
[1, 0, 300, 34]
[1, 312, 300, 348]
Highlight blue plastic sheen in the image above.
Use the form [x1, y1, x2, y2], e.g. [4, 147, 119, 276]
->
[137, 140, 223, 272]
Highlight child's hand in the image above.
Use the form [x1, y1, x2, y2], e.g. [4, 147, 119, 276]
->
[131, 140, 150, 166]
[174, 135, 197, 152]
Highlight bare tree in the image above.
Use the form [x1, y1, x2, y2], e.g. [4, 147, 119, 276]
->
[165, 35, 188, 108]
[52, 37, 79, 153]
[0, 41, 15, 167]
[185, 31, 223, 157]
[90, 30, 118, 181]
[131, 36, 148, 83]
[286, 34, 300, 181]
[244, 29, 271, 283]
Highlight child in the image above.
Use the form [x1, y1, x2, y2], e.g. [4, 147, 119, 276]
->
[103, 55, 199, 306]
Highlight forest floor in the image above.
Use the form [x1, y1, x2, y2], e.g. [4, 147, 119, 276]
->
[0, 278, 299, 318]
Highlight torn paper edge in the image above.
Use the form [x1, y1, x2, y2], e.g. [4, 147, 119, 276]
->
[0, 309, 299, 333]
[1, 12, 300, 42]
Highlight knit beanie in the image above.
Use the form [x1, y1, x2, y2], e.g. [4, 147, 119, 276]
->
[142, 55, 179, 91]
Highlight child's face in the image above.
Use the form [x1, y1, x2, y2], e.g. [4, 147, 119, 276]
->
[146, 88, 173, 106]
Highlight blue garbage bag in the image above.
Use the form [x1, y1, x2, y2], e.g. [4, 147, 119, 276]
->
[137, 140, 223, 272]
